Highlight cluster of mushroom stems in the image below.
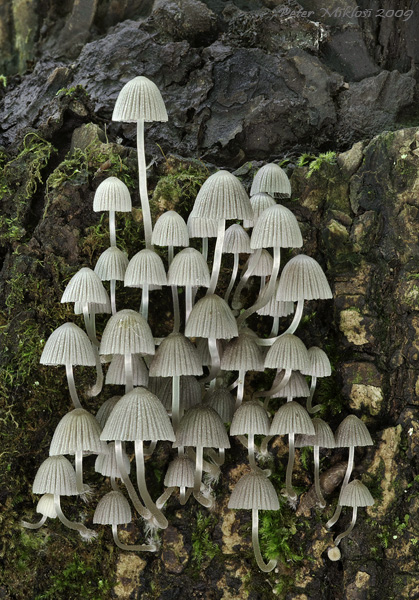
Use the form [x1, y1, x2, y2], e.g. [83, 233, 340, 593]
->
[23, 76, 374, 570]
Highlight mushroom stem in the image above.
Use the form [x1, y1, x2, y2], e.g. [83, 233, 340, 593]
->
[75, 450, 85, 495]
[110, 477, 119, 492]
[201, 337, 220, 384]
[285, 432, 297, 501]
[110, 279, 117, 315]
[255, 368, 291, 409]
[83, 304, 103, 397]
[171, 286, 180, 332]
[135, 440, 168, 529]
[124, 353, 133, 394]
[156, 487, 175, 509]
[259, 275, 266, 293]
[66, 364, 82, 409]
[235, 369, 246, 409]
[326, 446, 355, 529]
[115, 440, 151, 520]
[143, 441, 157, 456]
[282, 298, 304, 336]
[232, 249, 261, 310]
[109, 210, 116, 247]
[172, 375, 180, 433]
[187, 447, 220, 480]
[112, 523, 157, 552]
[260, 435, 273, 456]
[53, 494, 96, 540]
[228, 377, 239, 391]
[307, 376, 321, 414]
[21, 515, 48, 529]
[248, 434, 258, 470]
[269, 316, 280, 337]
[313, 445, 326, 508]
[202, 237, 208, 262]
[334, 506, 358, 547]
[180, 487, 192, 505]
[140, 283, 149, 321]
[137, 119, 153, 250]
[185, 285, 193, 324]
[252, 509, 277, 572]
[193, 445, 203, 494]
[224, 253, 239, 303]
[207, 219, 226, 295]
[207, 448, 225, 466]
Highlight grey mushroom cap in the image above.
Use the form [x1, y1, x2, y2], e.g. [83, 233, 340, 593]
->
[167, 247, 211, 288]
[250, 163, 291, 199]
[94, 247, 129, 281]
[173, 405, 231, 449]
[93, 177, 132, 212]
[49, 408, 108, 456]
[40, 322, 96, 366]
[334, 415, 373, 448]
[244, 193, 276, 228]
[265, 334, 309, 372]
[339, 480, 374, 507]
[205, 388, 236, 423]
[124, 249, 167, 287]
[151, 211, 189, 247]
[300, 346, 332, 377]
[220, 333, 265, 372]
[95, 442, 131, 477]
[295, 418, 335, 448]
[256, 281, 294, 317]
[93, 490, 132, 525]
[247, 249, 274, 277]
[99, 309, 155, 356]
[185, 294, 238, 340]
[271, 370, 310, 399]
[61, 267, 109, 306]
[149, 332, 203, 377]
[193, 170, 253, 221]
[187, 213, 218, 238]
[230, 400, 271, 436]
[33, 455, 79, 496]
[276, 254, 332, 301]
[96, 396, 121, 429]
[164, 455, 195, 488]
[269, 401, 315, 436]
[105, 354, 149, 387]
[228, 469, 280, 511]
[223, 224, 252, 254]
[149, 375, 202, 411]
[74, 298, 111, 315]
[112, 75, 168, 122]
[250, 204, 302, 249]
[36, 494, 57, 518]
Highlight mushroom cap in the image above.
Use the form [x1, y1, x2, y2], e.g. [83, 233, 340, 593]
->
[164, 455, 195, 488]
[276, 254, 332, 301]
[36, 494, 57, 519]
[335, 415, 373, 448]
[99, 309, 155, 356]
[228, 469, 279, 511]
[95, 443, 130, 477]
[105, 354, 149, 387]
[339, 479, 374, 507]
[250, 204, 302, 249]
[256, 281, 294, 317]
[220, 332, 264, 372]
[149, 332, 203, 377]
[271, 370, 310, 399]
[101, 387, 175, 442]
[248, 249, 274, 277]
[74, 298, 111, 315]
[230, 400, 270, 436]
[61, 267, 109, 305]
[49, 408, 108, 456]
[93, 176, 132, 212]
[193, 170, 253, 221]
[205, 388, 236, 423]
[151, 211, 189, 247]
[40, 322, 96, 366]
[250, 163, 291, 199]
[295, 418, 335, 448]
[244, 192, 276, 228]
[187, 213, 218, 238]
[223, 224, 251, 254]
[265, 334, 309, 372]
[185, 294, 238, 340]
[149, 375, 202, 411]
[269, 401, 315, 436]
[167, 247, 210, 288]
[173, 405, 231, 449]
[327, 546, 342, 561]
[94, 247, 129, 281]
[33, 455, 79, 496]
[112, 76, 168, 123]
[93, 490, 132, 525]
[124, 249, 167, 287]
[300, 346, 332, 377]
[96, 396, 121, 429]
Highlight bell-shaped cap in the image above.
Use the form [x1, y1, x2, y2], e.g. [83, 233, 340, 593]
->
[301, 346, 332, 377]
[250, 163, 291, 199]
[33, 455, 79, 496]
[96, 396, 121, 429]
[205, 388, 235, 423]
[228, 469, 279, 510]
[61, 267, 109, 306]
[36, 494, 57, 518]
[40, 323, 95, 366]
[93, 176, 132, 212]
[335, 415, 373, 448]
[276, 254, 332, 301]
[185, 294, 238, 340]
[269, 401, 315, 436]
[105, 354, 149, 387]
[112, 76, 168, 123]
[173, 405, 230, 449]
[230, 400, 270, 436]
[244, 192, 276, 228]
[187, 213, 218, 238]
[339, 480, 374, 507]
[256, 281, 294, 317]
[221, 333, 264, 372]
[149, 375, 202, 411]
[250, 205, 302, 249]
[100, 309, 155, 356]
[152, 211, 189, 247]
[265, 334, 309, 372]
[164, 455, 195, 488]
[95, 442, 130, 477]
[93, 490, 132, 525]
[295, 418, 335, 448]
[94, 247, 129, 281]
[124, 249, 167, 287]
[193, 171, 253, 221]
[248, 249, 274, 277]
[223, 224, 251, 254]
[101, 387, 175, 442]
[271, 370, 310, 399]
[149, 332, 203, 377]
[167, 247, 210, 288]
[50, 408, 107, 456]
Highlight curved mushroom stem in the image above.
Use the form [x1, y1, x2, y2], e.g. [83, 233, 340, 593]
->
[115, 440, 151, 521]
[135, 440, 168, 529]
[124, 353, 133, 394]
[334, 507, 358, 547]
[112, 523, 157, 552]
[202, 237, 208, 262]
[172, 376, 180, 433]
[137, 119, 153, 250]
[140, 284, 149, 321]
[235, 370, 246, 409]
[224, 253, 239, 303]
[187, 447, 220, 480]
[207, 219, 226, 295]
[285, 433, 297, 501]
[248, 434, 258, 470]
[156, 487, 175, 509]
[143, 441, 157, 456]
[269, 316, 280, 337]
[282, 298, 304, 336]
[206, 448, 225, 467]
[259, 275, 266, 293]
[313, 445, 326, 508]
[111, 476, 119, 492]
[109, 210, 116, 247]
[260, 435, 273, 456]
[75, 450, 86, 496]
[180, 487, 192, 505]
[82, 304, 103, 397]
[53, 494, 97, 540]
[307, 377, 321, 414]
[185, 285, 193, 324]
[201, 337, 220, 385]
[232, 249, 261, 310]
[255, 368, 291, 410]
[66, 364, 82, 409]
[21, 515, 48, 529]
[110, 279, 117, 315]
[326, 446, 355, 529]
[252, 509, 277, 572]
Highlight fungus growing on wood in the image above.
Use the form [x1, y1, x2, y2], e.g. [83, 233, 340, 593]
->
[250, 163, 291, 199]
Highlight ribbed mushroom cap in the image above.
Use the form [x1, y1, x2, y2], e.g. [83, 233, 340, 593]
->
[40, 323, 96, 366]
[36, 494, 57, 518]
[149, 375, 202, 411]
[94, 247, 129, 281]
[250, 163, 291, 199]
[96, 396, 121, 429]
[74, 298, 111, 315]
[167, 247, 210, 287]
[164, 455, 195, 488]
[230, 400, 270, 436]
[205, 388, 235, 423]
[173, 405, 231, 449]
[256, 281, 294, 317]
[250, 205, 302, 249]
[100, 309, 155, 356]
[244, 193, 276, 228]
[95, 443, 131, 477]
[152, 211, 189, 247]
[93, 491, 132, 525]
[101, 387, 175, 442]
[185, 294, 238, 340]
[271, 370, 310, 399]
[50, 408, 107, 456]
[193, 171, 253, 221]
[124, 249, 167, 287]
[187, 214, 218, 238]
[248, 249, 274, 276]
[301, 346, 332, 377]
[112, 76, 168, 122]
[295, 418, 335, 448]
[61, 267, 109, 305]
[93, 176, 132, 212]
[265, 334, 309, 371]
[149, 333, 203, 377]
[276, 254, 332, 301]
[269, 401, 315, 436]
[339, 480, 374, 507]
[105, 354, 149, 387]
[335, 415, 373, 448]
[33, 455, 79, 496]
[221, 333, 264, 371]
[228, 469, 279, 510]
[223, 224, 251, 254]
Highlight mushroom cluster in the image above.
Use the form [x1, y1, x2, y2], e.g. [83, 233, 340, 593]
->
[23, 76, 374, 569]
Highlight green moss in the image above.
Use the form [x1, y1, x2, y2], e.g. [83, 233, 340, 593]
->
[306, 152, 337, 179]
[191, 512, 222, 569]
[7, 133, 56, 200]
[259, 499, 305, 565]
[56, 85, 90, 100]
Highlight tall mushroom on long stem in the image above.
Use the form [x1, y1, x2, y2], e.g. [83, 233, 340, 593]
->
[167, 248, 210, 325]
[124, 249, 167, 322]
[93, 176, 132, 248]
[94, 247, 129, 316]
[112, 76, 168, 250]
[232, 249, 273, 311]
[222, 224, 251, 304]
